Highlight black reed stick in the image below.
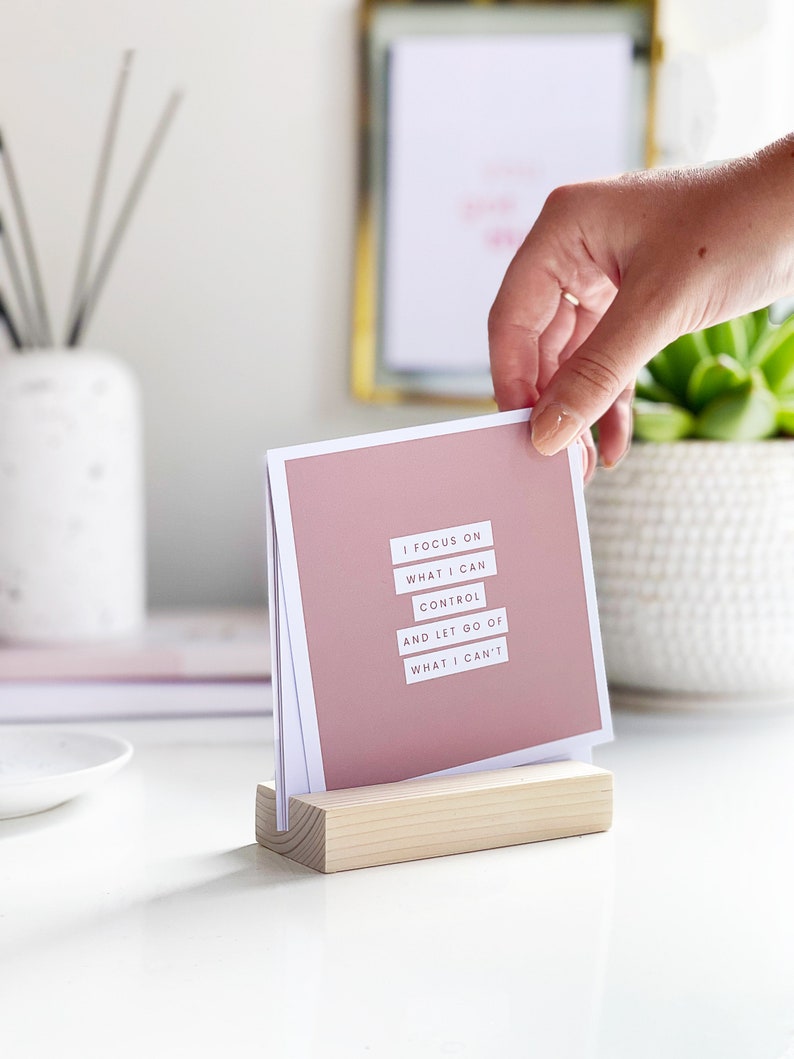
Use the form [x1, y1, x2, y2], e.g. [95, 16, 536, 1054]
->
[63, 50, 135, 346]
[0, 129, 53, 346]
[67, 89, 183, 347]
[0, 211, 36, 346]
[0, 286, 22, 349]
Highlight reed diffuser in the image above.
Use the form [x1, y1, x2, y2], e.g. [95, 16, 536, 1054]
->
[0, 53, 181, 642]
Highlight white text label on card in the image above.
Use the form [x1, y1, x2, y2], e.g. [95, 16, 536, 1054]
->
[393, 549, 497, 595]
[390, 521, 493, 565]
[396, 607, 508, 656]
[403, 637, 509, 684]
[411, 582, 487, 622]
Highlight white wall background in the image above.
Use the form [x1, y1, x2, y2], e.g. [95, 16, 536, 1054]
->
[0, 0, 792, 607]
[0, 0, 449, 608]
[656, 0, 794, 162]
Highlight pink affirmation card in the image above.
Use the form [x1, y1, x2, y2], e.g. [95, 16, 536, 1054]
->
[266, 409, 610, 828]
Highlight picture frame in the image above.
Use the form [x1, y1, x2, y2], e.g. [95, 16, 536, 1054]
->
[351, 0, 661, 404]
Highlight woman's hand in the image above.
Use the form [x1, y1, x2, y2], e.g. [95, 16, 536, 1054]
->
[488, 135, 794, 474]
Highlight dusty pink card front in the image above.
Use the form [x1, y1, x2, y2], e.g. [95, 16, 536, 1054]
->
[278, 415, 609, 791]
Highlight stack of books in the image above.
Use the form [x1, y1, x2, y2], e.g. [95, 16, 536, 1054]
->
[0, 608, 271, 721]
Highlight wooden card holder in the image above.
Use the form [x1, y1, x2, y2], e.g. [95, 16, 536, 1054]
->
[255, 760, 613, 873]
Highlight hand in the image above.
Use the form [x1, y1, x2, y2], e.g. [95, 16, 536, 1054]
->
[488, 135, 794, 475]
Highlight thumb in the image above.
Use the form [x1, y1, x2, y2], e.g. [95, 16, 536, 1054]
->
[528, 285, 672, 457]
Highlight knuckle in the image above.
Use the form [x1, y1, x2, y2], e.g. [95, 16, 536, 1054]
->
[568, 348, 624, 400]
[542, 180, 597, 219]
[487, 309, 541, 348]
[543, 183, 578, 213]
[486, 304, 503, 338]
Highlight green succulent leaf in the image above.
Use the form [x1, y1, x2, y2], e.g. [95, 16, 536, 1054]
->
[630, 307, 791, 441]
[757, 330, 794, 395]
[635, 365, 677, 404]
[645, 350, 678, 394]
[749, 312, 794, 367]
[685, 354, 747, 412]
[695, 378, 778, 440]
[633, 400, 696, 442]
[777, 395, 794, 436]
[647, 331, 710, 400]
[701, 317, 750, 364]
[745, 307, 771, 349]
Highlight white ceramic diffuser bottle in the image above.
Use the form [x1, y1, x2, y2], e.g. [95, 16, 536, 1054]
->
[0, 349, 145, 642]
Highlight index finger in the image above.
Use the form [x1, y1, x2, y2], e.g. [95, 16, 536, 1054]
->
[488, 251, 564, 411]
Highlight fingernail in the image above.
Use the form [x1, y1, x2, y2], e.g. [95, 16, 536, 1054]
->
[530, 403, 586, 456]
[602, 440, 632, 470]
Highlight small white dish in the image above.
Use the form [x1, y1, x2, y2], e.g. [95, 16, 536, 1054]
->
[0, 727, 133, 819]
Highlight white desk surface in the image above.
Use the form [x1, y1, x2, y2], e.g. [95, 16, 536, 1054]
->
[3, 697, 794, 1059]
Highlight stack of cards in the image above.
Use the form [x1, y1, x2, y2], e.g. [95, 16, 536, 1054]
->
[266, 409, 611, 830]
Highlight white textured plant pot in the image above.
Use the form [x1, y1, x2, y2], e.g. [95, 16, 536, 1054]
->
[585, 441, 794, 704]
[0, 350, 145, 642]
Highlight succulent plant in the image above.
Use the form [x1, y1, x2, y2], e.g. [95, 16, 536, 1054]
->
[633, 307, 794, 441]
